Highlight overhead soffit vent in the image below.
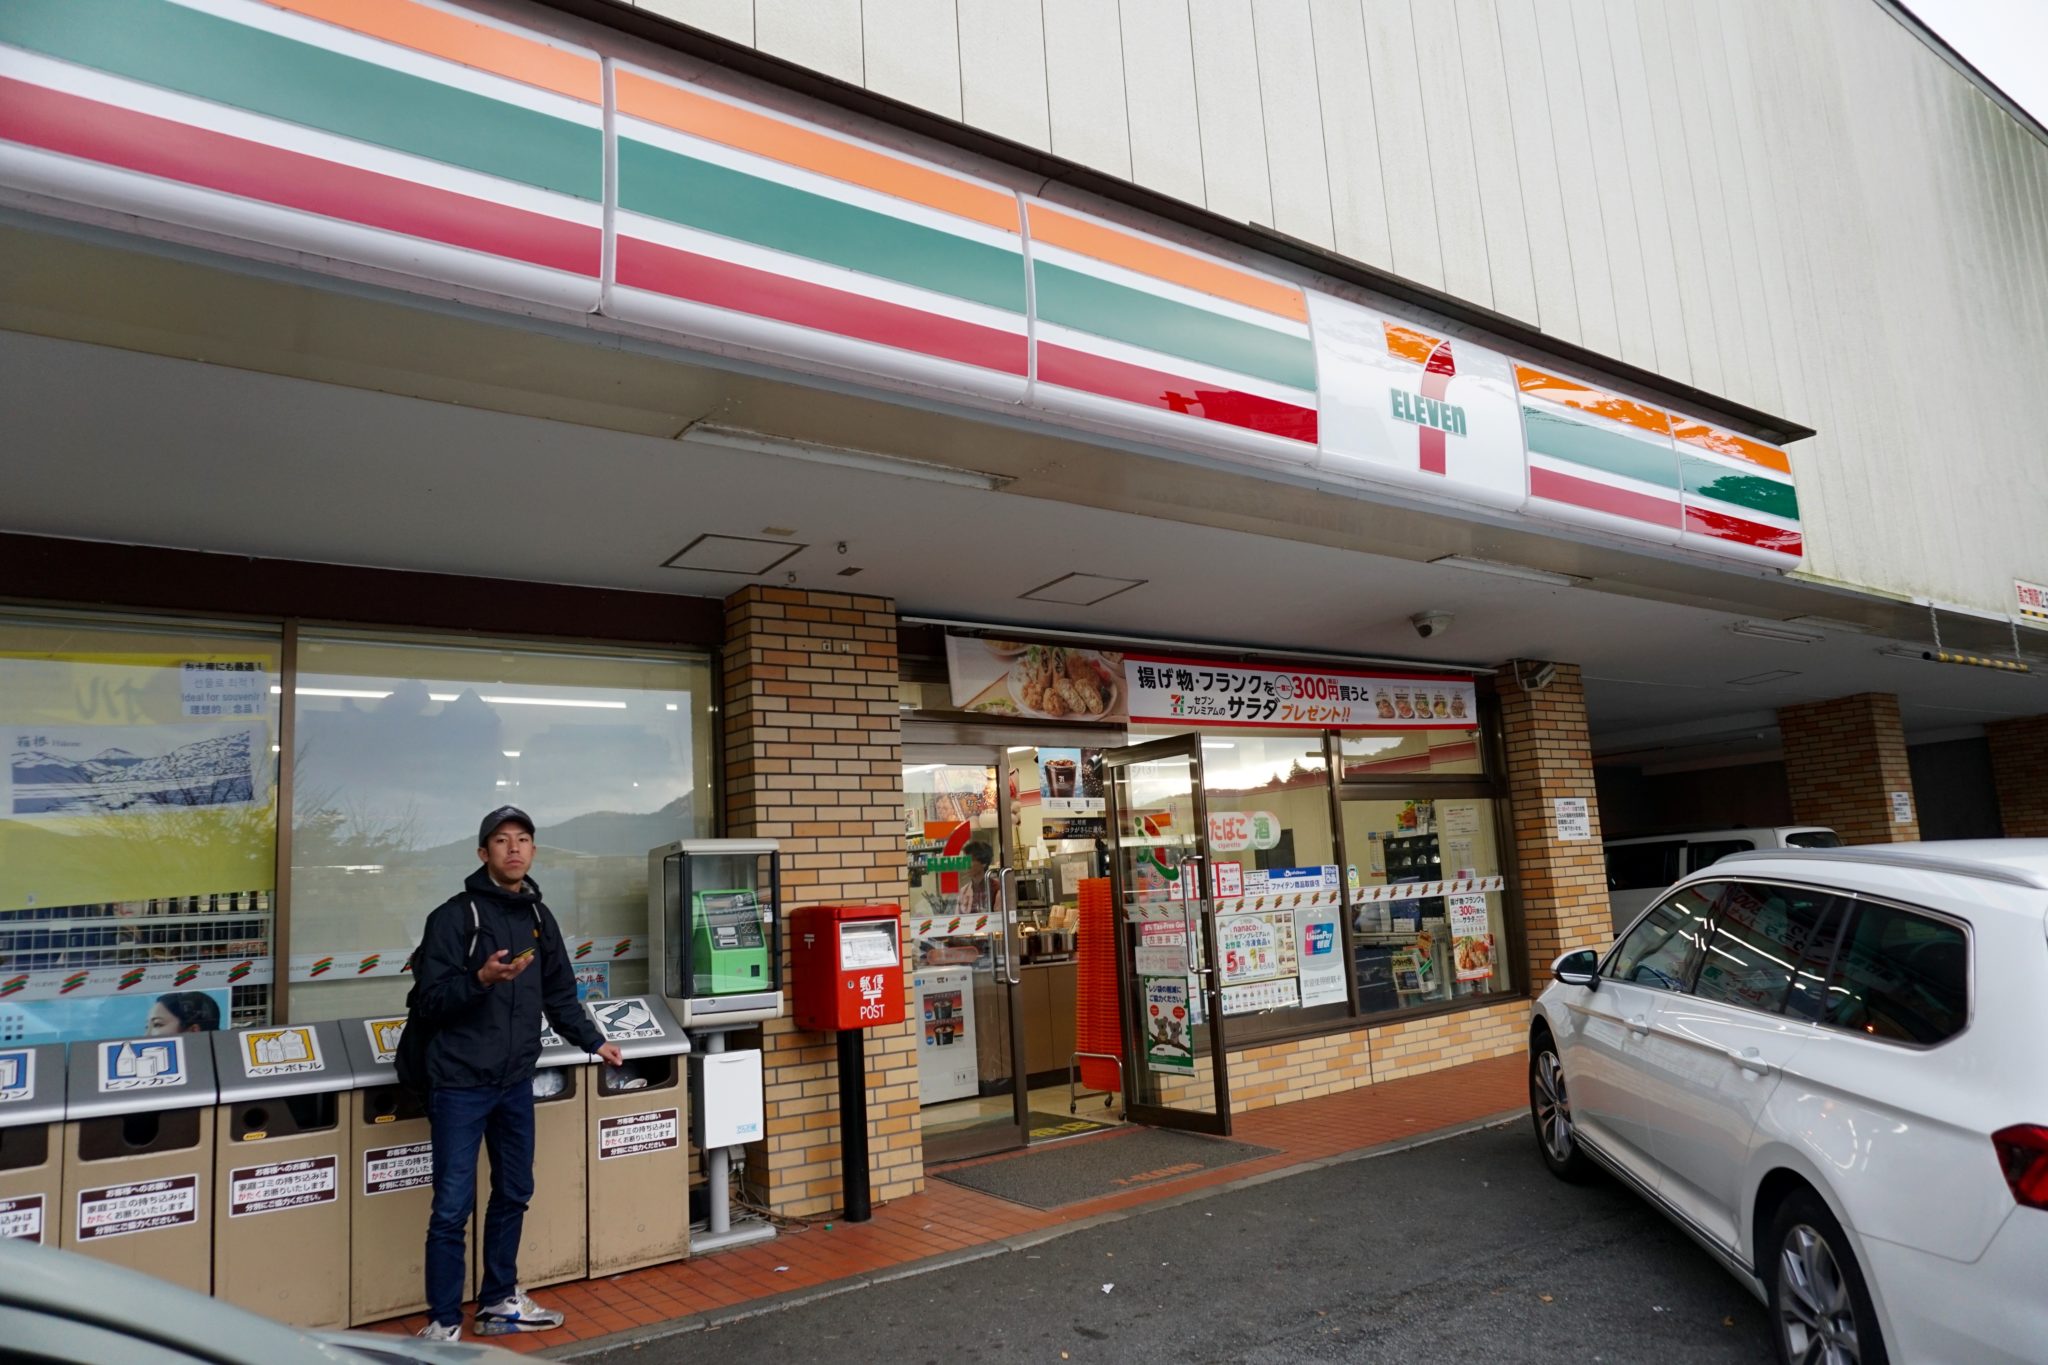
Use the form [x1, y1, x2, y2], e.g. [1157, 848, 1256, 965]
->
[662, 533, 805, 575]
[1019, 573, 1147, 607]
[1724, 670, 1801, 687]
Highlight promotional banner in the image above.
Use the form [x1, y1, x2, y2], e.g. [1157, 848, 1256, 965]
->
[1448, 893, 1496, 982]
[1124, 656, 1476, 730]
[945, 636, 1128, 723]
[1142, 978, 1194, 1074]
[1296, 910, 1348, 1006]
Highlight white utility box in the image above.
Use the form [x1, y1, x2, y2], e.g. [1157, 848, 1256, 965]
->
[691, 1048, 765, 1150]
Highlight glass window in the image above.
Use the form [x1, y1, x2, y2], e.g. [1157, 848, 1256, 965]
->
[286, 633, 714, 1021]
[1339, 728, 1484, 778]
[1606, 884, 1715, 991]
[0, 611, 281, 1044]
[1606, 841, 1682, 892]
[1687, 839, 1754, 872]
[1343, 795, 1511, 1014]
[1786, 830, 1841, 849]
[1692, 882, 1846, 1015]
[1820, 902, 1969, 1045]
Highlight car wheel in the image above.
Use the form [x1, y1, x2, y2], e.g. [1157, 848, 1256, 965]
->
[1765, 1189, 1888, 1365]
[1529, 1037, 1595, 1182]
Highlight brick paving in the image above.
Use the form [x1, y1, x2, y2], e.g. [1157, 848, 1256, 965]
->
[373, 1052, 1527, 1353]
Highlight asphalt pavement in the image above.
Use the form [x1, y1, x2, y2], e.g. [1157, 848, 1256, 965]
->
[574, 1122, 1774, 1365]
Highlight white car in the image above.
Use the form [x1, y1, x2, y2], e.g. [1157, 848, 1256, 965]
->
[1528, 840, 2048, 1365]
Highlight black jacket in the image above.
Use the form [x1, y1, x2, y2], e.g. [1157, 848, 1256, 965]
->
[411, 866, 606, 1089]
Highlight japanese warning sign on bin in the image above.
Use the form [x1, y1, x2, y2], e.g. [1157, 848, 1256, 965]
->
[0, 1194, 45, 1243]
[363, 1142, 434, 1196]
[598, 1109, 680, 1160]
[230, 1156, 338, 1217]
[76, 1175, 199, 1240]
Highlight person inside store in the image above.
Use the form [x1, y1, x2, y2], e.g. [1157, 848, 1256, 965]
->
[957, 840, 996, 917]
[409, 805, 625, 1343]
[144, 990, 220, 1035]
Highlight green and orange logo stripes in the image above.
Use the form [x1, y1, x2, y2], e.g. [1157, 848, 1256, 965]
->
[59, 971, 90, 995]
[117, 967, 148, 991]
[308, 956, 335, 978]
[356, 954, 381, 975]
[173, 963, 200, 986]
[2, 974, 28, 998]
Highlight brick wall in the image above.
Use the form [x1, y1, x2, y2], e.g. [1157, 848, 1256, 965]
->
[1492, 661, 1610, 988]
[1987, 713, 2048, 837]
[1777, 693, 1919, 844]
[721, 586, 919, 1217]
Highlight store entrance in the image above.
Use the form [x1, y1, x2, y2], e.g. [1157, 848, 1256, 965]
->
[904, 742, 1120, 1163]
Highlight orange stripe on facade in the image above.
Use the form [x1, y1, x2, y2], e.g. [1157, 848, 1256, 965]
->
[262, 0, 601, 104]
[1670, 419, 1792, 476]
[1384, 323, 1445, 366]
[1514, 365, 1672, 440]
[616, 70, 1019, 234]
[1026, 204, 1308, 322]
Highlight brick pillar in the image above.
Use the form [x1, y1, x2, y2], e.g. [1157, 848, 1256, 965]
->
[1986, 714, 2048, 837]
[1776, 693, 1919, 844]
[1492, 662, 1609, 991]
[721, 586, 918, 1216]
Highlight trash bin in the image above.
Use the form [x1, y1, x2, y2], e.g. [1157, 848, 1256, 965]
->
[0, 1041, 66, 1246]
[472, 1019, 592, 1295]
[582, 995, 691, 1275]
[340, 1014, 470, 1326]
[58, 1031, 218, 1293]
[210, 1021, 354, 1329]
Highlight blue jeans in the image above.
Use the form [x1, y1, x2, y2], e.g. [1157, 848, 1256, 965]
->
[425, 1081, 534, 1327]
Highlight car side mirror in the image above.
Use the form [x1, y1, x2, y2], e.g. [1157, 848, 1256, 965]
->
[1552, 948, 1600, 988]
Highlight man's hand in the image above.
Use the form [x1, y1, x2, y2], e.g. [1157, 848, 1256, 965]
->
[477, 948, 534, 986]
[596, 1042, 624, 1067]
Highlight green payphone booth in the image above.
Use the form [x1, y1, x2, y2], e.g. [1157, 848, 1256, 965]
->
[646, 839, 783, 1029]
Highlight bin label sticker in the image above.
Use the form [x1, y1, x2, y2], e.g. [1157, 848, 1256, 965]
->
[539, 1018, 564, 1050]
[229, 1155, 339, 1217]
[75, 1175, 199, 1240]
[362, 1141, 433, 1196]
[597, 1108, 679, 1160]
[0, 1048, 32, 1103]
[97, 1037, 185, 1093]
[238, 1027, 325, 1078]
[363, 1017, 406, 1066]
[0, 1194, 43, 1243]
[587, 998, 663, 1042]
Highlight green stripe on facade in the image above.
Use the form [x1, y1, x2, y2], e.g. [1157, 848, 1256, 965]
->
[617, 139, 1026, 314]
[1680, 455, 1799, 520]
[1033, 262, 1316, 392]
[1522, 407, 1680, 490]
[0, 0, 599, 199]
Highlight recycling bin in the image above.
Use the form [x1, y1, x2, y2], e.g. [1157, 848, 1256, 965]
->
[473, 1019, 593, 1294]
[341, 1014, 470, 1326]
[210, 1021, 353, 1329]
[0, 1042, 66, 1246]
[581, 995, 691, 1275]
[58, 1031, 218, 1293]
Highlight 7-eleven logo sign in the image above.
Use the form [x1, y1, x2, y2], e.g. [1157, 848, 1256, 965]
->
[923, 821, 974, 894]
[1385, 324, 1465, 476]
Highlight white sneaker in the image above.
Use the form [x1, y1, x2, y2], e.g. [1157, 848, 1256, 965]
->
[416, 1320, 462, 1341]
[474, 1289, 565, 1334]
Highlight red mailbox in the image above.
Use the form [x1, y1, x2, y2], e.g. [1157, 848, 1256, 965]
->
[791, 904, 906, 1033]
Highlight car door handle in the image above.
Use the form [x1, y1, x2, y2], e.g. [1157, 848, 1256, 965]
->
[1730, 1047, 1774, 1076]
[1627, 1014, 1649, 1036]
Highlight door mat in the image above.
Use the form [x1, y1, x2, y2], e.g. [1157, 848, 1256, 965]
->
[1025, 1111, 1120, 1143]
[933, 1126, 1276, 1210]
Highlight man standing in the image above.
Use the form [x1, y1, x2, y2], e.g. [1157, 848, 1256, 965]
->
[411, 805, 623, 1342]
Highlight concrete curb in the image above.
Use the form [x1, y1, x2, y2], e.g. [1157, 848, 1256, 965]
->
[545, 1107, 1525, 1361]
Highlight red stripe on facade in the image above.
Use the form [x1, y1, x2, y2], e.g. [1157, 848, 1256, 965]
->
[616, 236, 1028, 375]
[1529, 465, 1683, 529]
[1684, 506, 1803, 556]
[1417, 341, 1455, 476]
[1036, 343, 1317, 444]
[0, 77, 599, 275]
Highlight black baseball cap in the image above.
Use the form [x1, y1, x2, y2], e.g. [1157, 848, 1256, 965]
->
[478, 805, 535, 849]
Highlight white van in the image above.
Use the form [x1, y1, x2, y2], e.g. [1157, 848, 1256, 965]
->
[1603, 826, 1839, 933]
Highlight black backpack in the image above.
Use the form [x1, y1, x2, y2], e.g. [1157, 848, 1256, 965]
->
[393, 902, 480, 1095]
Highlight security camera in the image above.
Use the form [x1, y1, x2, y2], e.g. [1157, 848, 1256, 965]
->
[1410, 611, 1454, 640]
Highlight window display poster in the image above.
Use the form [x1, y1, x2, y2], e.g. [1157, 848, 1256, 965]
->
[1296, 910, 1347, 1006]
[1553, 797, 1591, 841]
[1217, 911, 1296, 984]
[1221, 977, 1301, 1015]
[1123, 655, 1476, 729]
[2, 649, 277, 915]
[1448, 893, 1495, 982]
[1135, 922, 1189, 977]
[1441, 804, 1481, 837]
[573, 963, 610, 1001]
[1143, 978, 1194, 1074]
[1213, 860, 1244, 899]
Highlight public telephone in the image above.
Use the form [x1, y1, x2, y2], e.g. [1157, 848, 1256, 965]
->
[646, 840, 783, 1028]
